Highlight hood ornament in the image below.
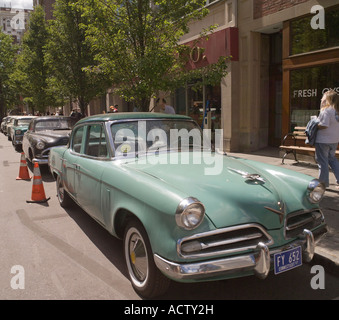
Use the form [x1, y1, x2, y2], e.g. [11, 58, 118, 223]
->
[228, 168, 266, 183]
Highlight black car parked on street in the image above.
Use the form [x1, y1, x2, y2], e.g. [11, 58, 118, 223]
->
[22, 116, 74, 165]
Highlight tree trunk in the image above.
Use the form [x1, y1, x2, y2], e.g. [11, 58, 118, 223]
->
[78, 97, 87, 117]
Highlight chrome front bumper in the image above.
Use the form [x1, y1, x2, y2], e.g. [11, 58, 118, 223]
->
[154, 229, 315, 282]
[33, 157, 49, 165]
[33, 147, 53, 165]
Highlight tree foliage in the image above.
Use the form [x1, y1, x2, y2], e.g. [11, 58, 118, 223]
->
[0, 29, 17, 118]
[45, 0, 112, 115]
[11, 6, 54, 113]
[79, 0, 229, 111]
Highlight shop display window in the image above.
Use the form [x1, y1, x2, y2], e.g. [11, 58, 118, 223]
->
[290, 6, 339, 55]
[290, 63, 339, 130]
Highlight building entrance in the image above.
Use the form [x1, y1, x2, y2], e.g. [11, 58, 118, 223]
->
[268, 32, 283, 147]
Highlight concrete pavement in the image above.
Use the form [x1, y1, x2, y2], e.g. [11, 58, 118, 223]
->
[228, 147, 339, 275]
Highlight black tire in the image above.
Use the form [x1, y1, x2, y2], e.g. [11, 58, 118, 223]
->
[123, 219, 170, 298]
[56, 174, 72, 208]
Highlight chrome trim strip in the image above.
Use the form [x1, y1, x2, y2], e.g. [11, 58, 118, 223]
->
[196, 232, 263, 250]
[177, 223, 274, 259]
[155, 229, 315, 281]
[286, 211, 323, 231]
[284, 209, 325, 239]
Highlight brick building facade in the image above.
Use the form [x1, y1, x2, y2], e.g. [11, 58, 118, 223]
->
[253, 0, 309, 19]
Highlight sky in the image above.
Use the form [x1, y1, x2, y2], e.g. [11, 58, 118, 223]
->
[0, 0, 33, 10]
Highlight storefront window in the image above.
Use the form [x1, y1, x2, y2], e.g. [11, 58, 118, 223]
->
[175, 83, 221, 131]
[290, 63, 339, 130]
[290, 6, 339, 55]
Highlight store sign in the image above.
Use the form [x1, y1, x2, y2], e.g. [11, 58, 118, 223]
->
[293, 89, 317, 98]
[189, 46, 205, 63]
[322, 87, 339, 94]
[183, 27, 239, 70]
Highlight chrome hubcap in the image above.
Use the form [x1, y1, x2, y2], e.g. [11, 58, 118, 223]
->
[127, 229, 148, 284]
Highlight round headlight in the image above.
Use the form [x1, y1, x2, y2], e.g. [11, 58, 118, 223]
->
[307, 179, 325, 203]
[175, 197, 205, 230]
[36, 141, 45, 150]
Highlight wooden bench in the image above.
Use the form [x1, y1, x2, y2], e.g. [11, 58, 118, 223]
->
[279, 126, 339, 164]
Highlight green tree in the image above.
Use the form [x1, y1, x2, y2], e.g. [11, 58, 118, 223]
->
[0, 29, 17, 119]
[45, 0, 111, 116]
[12, 6, 54, 114]
[79, 0, 229, 111]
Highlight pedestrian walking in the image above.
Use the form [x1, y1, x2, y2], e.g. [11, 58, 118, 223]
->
[315, 89, 339, 189]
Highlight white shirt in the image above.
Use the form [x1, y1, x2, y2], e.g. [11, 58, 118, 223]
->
[316, 107, 339, 144]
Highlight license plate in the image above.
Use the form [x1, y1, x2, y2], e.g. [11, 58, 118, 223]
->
[274, 246, 302, 275]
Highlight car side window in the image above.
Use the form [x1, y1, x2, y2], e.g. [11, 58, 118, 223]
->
[71, 126, 85, 154]
[84, 124, 108, 158]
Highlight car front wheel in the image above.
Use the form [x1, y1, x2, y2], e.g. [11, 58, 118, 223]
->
[123, 219, 170, 298]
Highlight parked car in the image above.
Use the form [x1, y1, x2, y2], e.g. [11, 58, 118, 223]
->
[23, 116, 73, 164]
[1, 116, 14, 136]
[5, 116, 19, 140]
[8, 116, 37, 149]
[0, 116, 10, 134]
[48, 112, 327, 298]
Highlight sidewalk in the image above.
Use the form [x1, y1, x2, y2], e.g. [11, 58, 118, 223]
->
[228, 147, 339, 275]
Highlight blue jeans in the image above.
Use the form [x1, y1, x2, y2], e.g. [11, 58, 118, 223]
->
[315, 143, 339, 187]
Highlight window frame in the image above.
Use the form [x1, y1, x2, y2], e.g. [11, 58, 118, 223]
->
[70, 122, 112, 160]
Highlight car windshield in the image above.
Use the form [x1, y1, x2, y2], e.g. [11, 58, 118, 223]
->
[17, 119, 33, 126]
[111, 119, 211, 157]
[35, 119, 72, 131]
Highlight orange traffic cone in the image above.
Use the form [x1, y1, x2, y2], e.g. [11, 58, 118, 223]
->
[16, 152, 31, 180]
[26, 162, 50, 203]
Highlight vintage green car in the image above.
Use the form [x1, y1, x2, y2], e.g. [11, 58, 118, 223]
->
[9, 115, 37, 150]
[48, 112, 327, 298]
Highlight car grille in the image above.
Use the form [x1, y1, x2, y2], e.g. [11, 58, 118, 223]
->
[285, 209, 324, 239]
[177, 224, 273, 259]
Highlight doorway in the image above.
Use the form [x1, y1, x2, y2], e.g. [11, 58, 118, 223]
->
[268, 32, 283, 147]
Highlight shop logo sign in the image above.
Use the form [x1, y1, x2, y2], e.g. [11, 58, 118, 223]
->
[310, 5, 325, 30]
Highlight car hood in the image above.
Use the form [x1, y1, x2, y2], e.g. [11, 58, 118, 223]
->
[123, 152, 315, 229]
[13, 125, 29, 131]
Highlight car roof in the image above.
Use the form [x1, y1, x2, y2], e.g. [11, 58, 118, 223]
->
[77, 112, 191, 124]
[15, 116, 37, 119]
[34, 116, 72, 121]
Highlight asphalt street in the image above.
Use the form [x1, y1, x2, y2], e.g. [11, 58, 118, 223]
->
[0, 133, 338, 300]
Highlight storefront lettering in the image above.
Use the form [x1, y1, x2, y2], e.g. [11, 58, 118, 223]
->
[310, 5, 325, 30]
[189, 46, 205, 63]
[293, 89, 317, 98]
[322, 87, 339, 95]
[293, 87, 339, 99]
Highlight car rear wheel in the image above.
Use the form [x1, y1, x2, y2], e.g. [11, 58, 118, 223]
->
[123, 219, 170, 298]
[56, 174, 72, 208]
